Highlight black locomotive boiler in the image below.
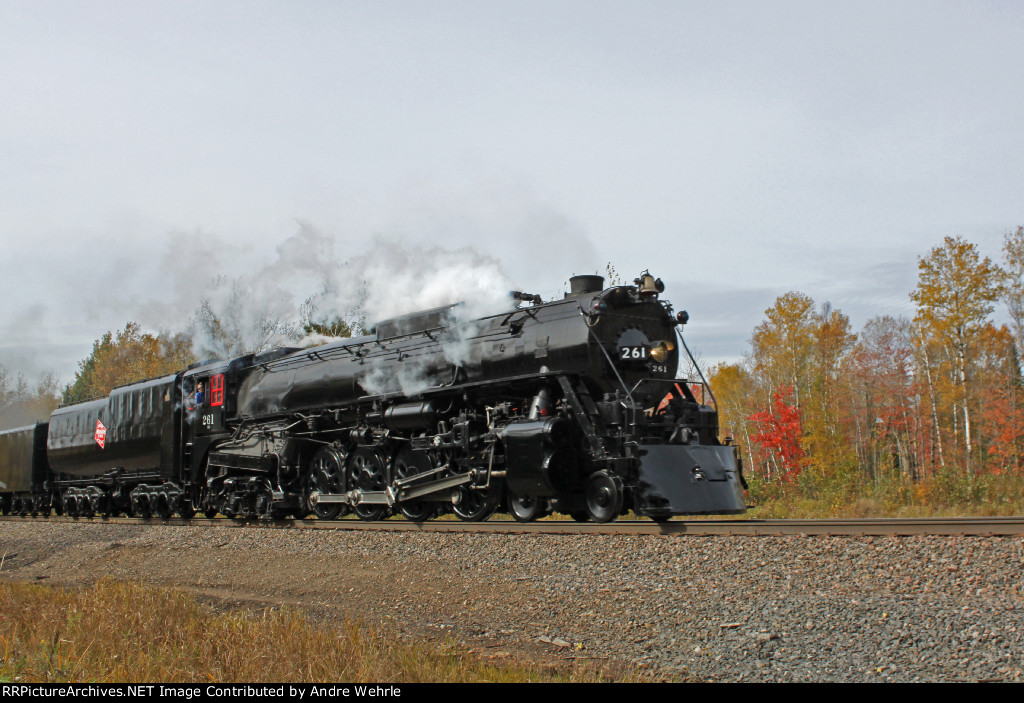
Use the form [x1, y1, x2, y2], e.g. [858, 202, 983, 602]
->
[0, 272, 747, 523]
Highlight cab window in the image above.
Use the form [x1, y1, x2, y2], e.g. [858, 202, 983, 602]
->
[210, 374, 225, 407]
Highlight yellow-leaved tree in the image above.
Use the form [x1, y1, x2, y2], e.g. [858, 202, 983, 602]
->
[1002, 226, 1024, 363]
[742, 291, 857, 482]
[910, 236, 1005, 471]
[62, 323, 195, 404]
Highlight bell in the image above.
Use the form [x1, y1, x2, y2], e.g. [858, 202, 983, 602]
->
[635, 271, 664, 297]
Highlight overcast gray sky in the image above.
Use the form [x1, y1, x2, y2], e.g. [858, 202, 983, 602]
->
[1, 0, 1022, 383]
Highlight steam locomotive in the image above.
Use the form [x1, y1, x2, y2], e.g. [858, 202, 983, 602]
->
[0, 272, 747, 523]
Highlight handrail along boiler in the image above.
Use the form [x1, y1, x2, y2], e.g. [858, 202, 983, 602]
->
[0, 271, 746, 523]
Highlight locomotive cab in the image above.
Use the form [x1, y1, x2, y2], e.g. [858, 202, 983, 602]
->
[181, 355, 258, 497]
[182, 347, 311, 518]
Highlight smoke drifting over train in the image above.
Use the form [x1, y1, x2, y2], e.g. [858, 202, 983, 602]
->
[148, 225, 518, 363]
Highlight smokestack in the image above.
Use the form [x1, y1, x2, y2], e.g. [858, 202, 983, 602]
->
[568, 275, 604, 297]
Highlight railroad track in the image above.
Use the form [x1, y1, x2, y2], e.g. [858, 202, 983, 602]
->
[3, 514, 1024, 536]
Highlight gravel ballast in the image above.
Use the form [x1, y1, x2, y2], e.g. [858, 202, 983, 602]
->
[1, 520, 1021, 682]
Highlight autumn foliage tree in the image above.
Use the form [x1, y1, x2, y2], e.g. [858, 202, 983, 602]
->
[749, 291, 817, 410]
[749, 386, 805, 482]
[910, 236, 1006, 472]
[708, 362, 758, 471]
[1002, 226, 1024, 363]
[845, 316, 918, 479]
[731, 292, 856, 482]
[972, 324, 1023, 472]
[63, 323, 195, 404]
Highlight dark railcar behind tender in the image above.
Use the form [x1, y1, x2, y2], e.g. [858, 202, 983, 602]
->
[0, 423, 50, 515]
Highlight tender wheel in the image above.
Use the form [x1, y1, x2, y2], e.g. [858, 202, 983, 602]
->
[453, 484, 501, 522]
[393, 447, 435, 522]
[507, 491, 545, 523]
[179, 500, 196, 519]
[349, 448, 389, 521]
[308, 448, 348, 520]
[585, 470, 624, 523]
[204, 507, 219, 519]
[156, 493, 173, 519]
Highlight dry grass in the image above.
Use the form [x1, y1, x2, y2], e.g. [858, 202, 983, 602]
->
[746, 470, 1024, 519]
[0, 580, 622, 683]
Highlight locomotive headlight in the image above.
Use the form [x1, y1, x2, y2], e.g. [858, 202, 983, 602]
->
[650, 340, 675, 363]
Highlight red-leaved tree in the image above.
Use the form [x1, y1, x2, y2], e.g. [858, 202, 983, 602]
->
[750, 386, 805, 482]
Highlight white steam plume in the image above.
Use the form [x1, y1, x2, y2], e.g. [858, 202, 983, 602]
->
[313, 234, 515, 326]
[162, 225, 521, 367]
[330, 238, 519, 398]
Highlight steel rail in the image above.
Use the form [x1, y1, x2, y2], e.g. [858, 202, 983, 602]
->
[3, 515, 1024, 536]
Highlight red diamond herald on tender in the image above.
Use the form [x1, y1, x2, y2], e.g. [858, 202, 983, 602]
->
[94, 419, 106, 449]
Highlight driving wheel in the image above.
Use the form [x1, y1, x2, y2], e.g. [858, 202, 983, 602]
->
[308, 447, 349, 520]
[453, 483, 501, 522]
[393, 447, 435, 522]
[349, 447, 389, 521]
